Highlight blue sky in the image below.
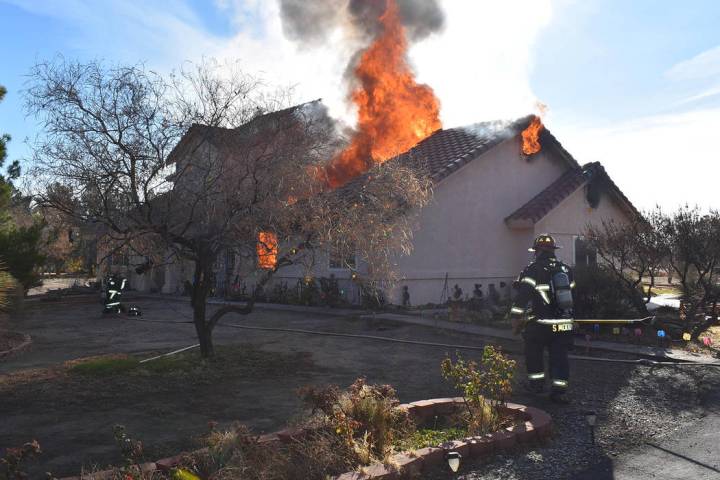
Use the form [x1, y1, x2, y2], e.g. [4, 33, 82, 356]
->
[1, 0, 719, 210]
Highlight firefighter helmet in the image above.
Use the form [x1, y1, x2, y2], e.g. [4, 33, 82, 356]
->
[528, 233, 561, 252]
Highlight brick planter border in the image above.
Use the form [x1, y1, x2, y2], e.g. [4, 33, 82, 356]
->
[335, 399, 552, 480]
[0, 330, 32, 361]
[57, 399, 551, 480]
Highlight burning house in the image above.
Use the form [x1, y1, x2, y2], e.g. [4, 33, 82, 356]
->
[103, 0, 639, 305]
[124, 106, 638, 306]
[274, 112, 639, 305]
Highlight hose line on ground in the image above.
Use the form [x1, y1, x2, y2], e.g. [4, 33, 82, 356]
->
[119, 301, 720, 367]
[214, 322, 720, 367]
[123, 301, 720, 367]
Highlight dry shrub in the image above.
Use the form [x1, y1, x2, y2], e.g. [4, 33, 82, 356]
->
[297, 378, 414, 464]
[99, 379, 414, 480]
[179, 424, 355, 480]
[0, 440, 41, 480]
[182, 425, 286, 480]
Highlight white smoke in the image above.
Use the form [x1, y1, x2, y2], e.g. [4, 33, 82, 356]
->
[411, 0, 553, 127]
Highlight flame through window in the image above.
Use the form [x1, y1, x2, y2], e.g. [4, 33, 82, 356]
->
[257, 232, 278, 270]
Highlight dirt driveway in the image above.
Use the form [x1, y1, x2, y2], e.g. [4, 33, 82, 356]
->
[1, 296, 500, 477]
[1, 296, 717, 479]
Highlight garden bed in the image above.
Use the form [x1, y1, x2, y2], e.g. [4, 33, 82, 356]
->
[53, 398, 551, 480]
[334, 398, 551, 479]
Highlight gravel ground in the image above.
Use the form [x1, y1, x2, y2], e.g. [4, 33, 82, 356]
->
[426, 356, 720, 479]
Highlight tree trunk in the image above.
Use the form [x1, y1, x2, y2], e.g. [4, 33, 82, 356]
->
[195, 318, 214, 357]
[191, 253, 215, 358]
[188, 255, 279, 357]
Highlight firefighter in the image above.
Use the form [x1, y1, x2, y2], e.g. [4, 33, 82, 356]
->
[103, 274, 127, 314]
[510, 234, 576, 404]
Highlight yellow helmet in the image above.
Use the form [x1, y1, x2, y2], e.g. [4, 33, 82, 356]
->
[528, 234, 561, 252]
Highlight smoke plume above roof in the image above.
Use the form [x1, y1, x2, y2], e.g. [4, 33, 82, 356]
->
[279, 0, 444, 47]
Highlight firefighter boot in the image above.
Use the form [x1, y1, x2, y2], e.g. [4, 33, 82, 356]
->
[549, 380, 570, 404]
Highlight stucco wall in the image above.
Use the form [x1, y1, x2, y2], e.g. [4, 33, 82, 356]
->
[534, 183, 632, 266]
[387, 135, 570, 305]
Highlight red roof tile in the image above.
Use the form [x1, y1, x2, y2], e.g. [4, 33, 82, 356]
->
[393, 115, 580, 181]
[505, 162, 640, 227]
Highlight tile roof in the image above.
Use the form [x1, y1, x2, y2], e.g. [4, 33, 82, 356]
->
[330, 114, 584, 205]
[393, 115, 536, 180]
[504, 161, 640, 227]
[166, 102, 638, 224]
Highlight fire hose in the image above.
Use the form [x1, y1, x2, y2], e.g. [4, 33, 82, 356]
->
[128, 313, 720, 367]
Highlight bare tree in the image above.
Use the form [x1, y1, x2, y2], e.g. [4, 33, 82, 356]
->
[588, 206, 720, 337]
[586, 212, 665, 315]
[658, 206, 720, 337]
[26, 58, 431, 357]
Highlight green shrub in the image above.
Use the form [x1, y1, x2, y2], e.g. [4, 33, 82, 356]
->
[0, 268, 15, 311]
[441, 347, 516, 435]
[573, 265, 645, 318]
[299, 277, 321, 306]
[0, 223, 45, 292]
[359, 283, 386, 310]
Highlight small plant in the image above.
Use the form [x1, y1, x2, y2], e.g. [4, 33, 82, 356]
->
[111, 425, 148, 480]
[319, 275, 342, 306]
[359, 283, 386, 310]
[0, 440, 41, 480]
[441, 347, 516, 435]
[300, 277, 321, 306]
[397, 427, 468, 450]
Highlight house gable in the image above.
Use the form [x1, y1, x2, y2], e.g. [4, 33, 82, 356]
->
[505, 162, 639, 229]
[534, 178, 635, 265]
[392, 131, 571, 288]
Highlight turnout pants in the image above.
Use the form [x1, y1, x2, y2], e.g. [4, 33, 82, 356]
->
[523, 321, 572, 393]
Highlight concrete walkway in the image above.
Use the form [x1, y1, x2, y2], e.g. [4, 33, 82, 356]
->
[140, 294, 719, 363]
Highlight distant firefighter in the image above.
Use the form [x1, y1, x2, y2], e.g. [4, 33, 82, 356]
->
[103, 275, 127, 314]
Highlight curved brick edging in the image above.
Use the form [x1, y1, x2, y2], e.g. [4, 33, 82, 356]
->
[0, 330, 32, 361]
[56, 401, 551, 480]
[334, 398, 553, 480]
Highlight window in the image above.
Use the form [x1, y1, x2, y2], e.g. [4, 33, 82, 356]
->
[257, 232, 278, 269]
[574, 236, 597, 267]
[329, 244, 356, 270]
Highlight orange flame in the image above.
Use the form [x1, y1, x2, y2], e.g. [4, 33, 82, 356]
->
[257, 232, 278, 269]
[325, 0, 442, 188]
[521, 115, 544, 156]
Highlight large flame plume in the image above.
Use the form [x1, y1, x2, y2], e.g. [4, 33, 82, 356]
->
[325, 0, 442, 188]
